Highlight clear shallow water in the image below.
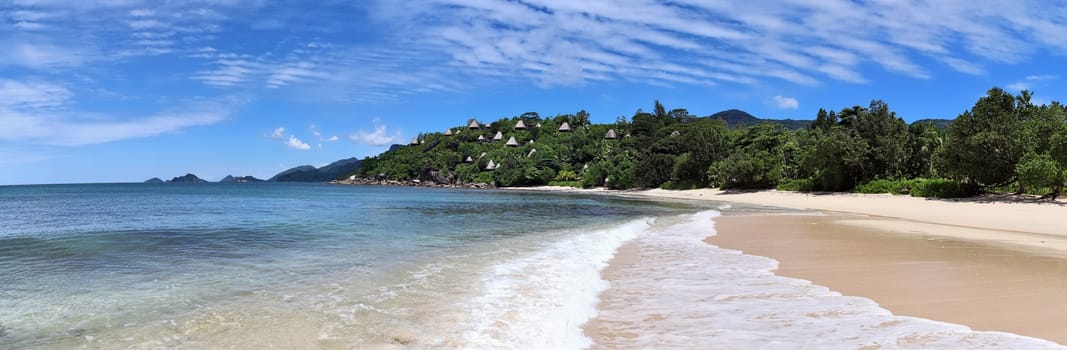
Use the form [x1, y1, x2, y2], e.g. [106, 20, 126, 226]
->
[0, 183, 699, 349]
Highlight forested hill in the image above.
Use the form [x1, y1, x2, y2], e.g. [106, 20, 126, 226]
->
[708, 109, 812, 130]
[353, 91, 1067, 198]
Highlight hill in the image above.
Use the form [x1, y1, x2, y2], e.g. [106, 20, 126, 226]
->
[144, 177, 164, 183]
[708, 109, 811, 130]
[167, 173, 208, 183]
[219, 175, 265, 183]
[269, 158, 362, 182]
[911, 118, 953, 130]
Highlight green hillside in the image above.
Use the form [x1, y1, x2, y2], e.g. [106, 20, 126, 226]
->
[355, 91, 1067, 198]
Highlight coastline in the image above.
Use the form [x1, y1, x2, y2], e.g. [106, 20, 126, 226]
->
[709, 214, 1067, 345]
[509, 186, 1067, 347]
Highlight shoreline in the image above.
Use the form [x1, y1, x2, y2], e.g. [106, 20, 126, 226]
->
[545, 186, 1067, 347]
[709, 213, 1067, 345]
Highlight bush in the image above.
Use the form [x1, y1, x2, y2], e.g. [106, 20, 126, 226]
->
[547, 181, 583, 188]
[660, 180, 706, 190]
[775, 178, 815, 192]
[854, 179, 906, 194]
[909, 179, 978, 198]
[1016, 153, 1063, 195]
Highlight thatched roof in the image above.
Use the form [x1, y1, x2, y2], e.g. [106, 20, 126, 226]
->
[536, 122, 542, 128]
[465, 156, 473, 163]
[604, 129, 617, 139]
[559, 122, 571, 132]
[493, 131, 504, 141]
[505, 136, 519, 147]
[468, 120, 481, 129]
[409, 137, 420, 145]
[485, 160, 497, 170]
[515, 120, 527, 129]
[670, 130, 680, 137]
[445, 128, 454, 136]
[477, 135, 486, 141]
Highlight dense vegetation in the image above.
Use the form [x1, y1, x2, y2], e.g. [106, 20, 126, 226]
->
[356, 88, 1067, 198]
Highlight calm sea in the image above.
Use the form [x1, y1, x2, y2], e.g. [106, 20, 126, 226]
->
[1, 183, 1061, 349]
[0, 183, 699, 349]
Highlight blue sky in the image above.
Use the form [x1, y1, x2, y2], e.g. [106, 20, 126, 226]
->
[1, 0, 1065, 185]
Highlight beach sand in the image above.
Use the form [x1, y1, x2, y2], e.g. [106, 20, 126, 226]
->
[709, 214, 1067, 344]
[556, 187, 1067, 347]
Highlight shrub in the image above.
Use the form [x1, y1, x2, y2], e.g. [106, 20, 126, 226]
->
[909, 178, 978, 198]
[547, 181, 583, 188]
[775, 178, 815, 192]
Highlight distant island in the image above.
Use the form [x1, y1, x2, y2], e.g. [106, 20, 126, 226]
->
[167, 173, 208, 183]
[220, 175, 265, 183]
[144, 177, 164, 184]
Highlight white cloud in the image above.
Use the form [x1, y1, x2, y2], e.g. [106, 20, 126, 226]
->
[1006, 82, 1029, 91]
[286, 135, 311, 150]
[270, 127, 286, 140]
[773, 95, 799, 110]
[0, 104, 230, 146]
[0, 79, 73, 110]
[349, 124, 399, 146]
[324, 135, 339, 142]
[1027, 75, 1057, 81]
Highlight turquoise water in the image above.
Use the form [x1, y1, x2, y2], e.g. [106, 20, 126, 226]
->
[0, 183, 698, 348]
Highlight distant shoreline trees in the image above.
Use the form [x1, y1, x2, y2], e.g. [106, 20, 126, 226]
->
[353, 87, 1067, 199]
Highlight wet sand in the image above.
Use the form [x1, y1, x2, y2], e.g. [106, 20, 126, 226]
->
[708, 214, 1067, 345]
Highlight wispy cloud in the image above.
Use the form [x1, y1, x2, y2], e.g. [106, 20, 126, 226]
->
[0, 103, 231, 146]
[3, 1, 1065, 103]
[348, 120, 400, 147]
[269, 127, 286, 140]
[0, 79, 73, 110]
[773, 96, 799, 110]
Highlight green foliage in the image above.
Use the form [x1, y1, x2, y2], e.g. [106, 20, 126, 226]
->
[853, 179, 907, 194]
[353, 92, 1062, 199]
[776, 178, 814, 192]
[554, 169, 578, 181]
[908, 179, 979, 198]
[548, 181, 583, 188]
[939, 88, 1028, 189]
[659, 180, 706, 190]
[1015, 153, 1063, 195]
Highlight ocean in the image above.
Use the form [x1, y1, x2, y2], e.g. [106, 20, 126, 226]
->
[0, 183, 699, 349]
[1, 183, 1062, 349]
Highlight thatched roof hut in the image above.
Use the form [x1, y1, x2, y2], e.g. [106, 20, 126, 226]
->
[493, 131, 504, 141]
[477, 135, 486, 141]
[536, 122, 542, 128]
[515, 120, 527, 129]
[468, 120, 481, 129]
[409, 137, 419, 145]
[559, 122, 571, 132]
[485, 160, 497, 170]
[604, 129, 617, 139]
[505, 136, 519, 147]
[445, 128, 454, 136]
[465, 156, 473, 163]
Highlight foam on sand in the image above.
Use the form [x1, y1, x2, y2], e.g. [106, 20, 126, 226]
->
[588, 210, 1065, 349]
[458, 218, 652, 349]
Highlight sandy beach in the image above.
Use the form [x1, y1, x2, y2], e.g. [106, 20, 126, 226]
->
[538, 187, 1067, 347]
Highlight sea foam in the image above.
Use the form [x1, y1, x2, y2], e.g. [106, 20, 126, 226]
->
[590, 210, 1066, 349]
[457, 218, 652, 349]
